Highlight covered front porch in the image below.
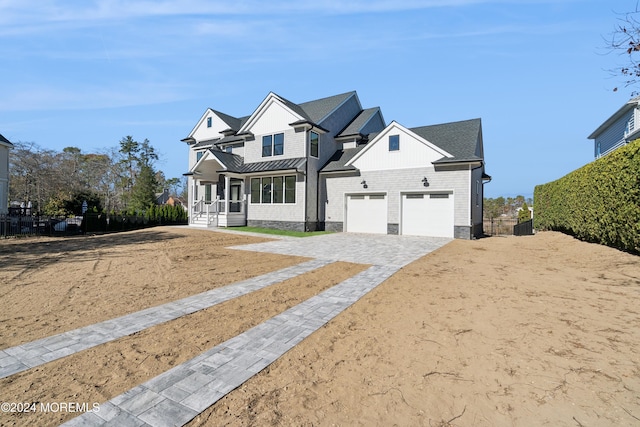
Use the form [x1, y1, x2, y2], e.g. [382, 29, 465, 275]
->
[186, 151, 247, 228]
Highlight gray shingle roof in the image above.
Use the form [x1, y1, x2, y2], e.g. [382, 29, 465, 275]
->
[321, 118, 483, 172]
[211, 110, 249, 132]
[275, 95, 311, 121]
[208, 150, 307, 174]
[410, 118, 483, 162]
[320, 146, 366, 173]
[297, 91, 356, 124]
[337, 107, 381, 138]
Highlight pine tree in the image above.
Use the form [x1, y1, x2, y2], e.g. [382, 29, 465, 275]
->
[129, 165, 158, 213]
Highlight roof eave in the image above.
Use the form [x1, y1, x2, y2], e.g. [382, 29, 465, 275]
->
[432, 157, 483, 166]
[289, 120, 329, 134]
[319, 167, 359, 174]
[588, 99, 639, 139]
[334, 133, 365, 142]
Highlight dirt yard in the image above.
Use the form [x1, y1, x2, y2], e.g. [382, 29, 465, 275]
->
[1, 228, 639, 426]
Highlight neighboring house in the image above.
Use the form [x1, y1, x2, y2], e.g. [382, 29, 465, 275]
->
[0, 133, 13, 215]
[182, 91, 490, 239]
[167, 196, 187, 211]
[156, 188, 170, 205]
[588, 96, 640, 159]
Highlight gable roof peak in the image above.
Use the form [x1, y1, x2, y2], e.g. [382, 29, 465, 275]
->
[297, 91, 360, 124]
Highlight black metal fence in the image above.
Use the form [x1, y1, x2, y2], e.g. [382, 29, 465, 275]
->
[0, 214, 82, 238]
[483, 217, 518, 236]
[1, 210, 189, 238]
[514, 219, 534, 236]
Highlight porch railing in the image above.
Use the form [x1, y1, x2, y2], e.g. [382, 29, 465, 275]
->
[206, 200, 220, 227]
[192, 198, 223, 226]
[193, 199, 204, 215]
[191, 198, 245, 227]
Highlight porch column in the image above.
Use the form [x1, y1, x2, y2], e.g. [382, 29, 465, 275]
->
[224, 174, 230, 215]
[190, 178, 196, 223]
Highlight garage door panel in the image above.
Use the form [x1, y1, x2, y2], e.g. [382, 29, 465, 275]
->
[346, 194, 387, 234]
[402, 192, 453, 238]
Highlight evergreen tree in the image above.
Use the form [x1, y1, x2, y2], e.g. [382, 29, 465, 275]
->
[518, 202, 531, 223]
[129, 164, 158, 213]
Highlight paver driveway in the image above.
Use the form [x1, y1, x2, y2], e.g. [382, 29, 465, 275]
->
[230, 232, 452, 267]
[25, 230, 451, 426]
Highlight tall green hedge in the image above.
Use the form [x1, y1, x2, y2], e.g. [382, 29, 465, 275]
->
[82, 204, 188, 233]
[534, 139, 640, 254]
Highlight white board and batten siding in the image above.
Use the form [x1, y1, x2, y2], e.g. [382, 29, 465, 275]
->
[349, 123, 451, 172]
[191, 111, 232, 144]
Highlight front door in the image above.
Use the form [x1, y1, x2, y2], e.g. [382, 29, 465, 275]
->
[230, 182, 242, 213]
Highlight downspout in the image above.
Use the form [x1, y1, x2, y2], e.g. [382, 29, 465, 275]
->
[317, 169, 322, 232]
[304, 130, 309, 232]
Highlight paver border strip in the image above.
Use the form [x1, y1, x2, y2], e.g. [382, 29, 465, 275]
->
[61, 265, 398, 427]
[0, 259, 331, 379]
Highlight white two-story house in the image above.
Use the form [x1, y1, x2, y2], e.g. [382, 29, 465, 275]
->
[182, 91, 490, 239]
[0, 133, 13, 215]
[588, 95, 640, 159]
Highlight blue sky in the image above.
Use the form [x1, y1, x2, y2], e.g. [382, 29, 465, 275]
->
[0, 0, 635, 199]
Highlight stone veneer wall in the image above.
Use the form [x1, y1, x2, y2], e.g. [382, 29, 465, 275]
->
[454, 226, 471, 240]
[247, 220, 319, 232]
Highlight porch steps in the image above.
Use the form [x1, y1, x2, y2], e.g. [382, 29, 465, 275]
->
[190, 214, 215, 228]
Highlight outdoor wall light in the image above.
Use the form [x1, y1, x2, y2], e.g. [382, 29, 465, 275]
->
[422, 177, 429, 187]
[361, 180, 368, 189]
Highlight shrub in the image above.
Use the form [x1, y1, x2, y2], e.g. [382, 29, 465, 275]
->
[518, 202, 531, 223]
[534, 139, 640, 254]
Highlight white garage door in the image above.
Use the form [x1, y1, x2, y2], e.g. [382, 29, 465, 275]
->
[346, 193, 387, 234]
[401, 192, 454, 238]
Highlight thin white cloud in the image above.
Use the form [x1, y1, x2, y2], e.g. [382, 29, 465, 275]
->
[0, 81, 190, 112]
[0, 0, 575, 28]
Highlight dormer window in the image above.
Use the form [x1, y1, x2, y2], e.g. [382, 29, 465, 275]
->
[207, 117, 212, 128]
[262, 133, 284, 157]
[389, 134, 400, 151]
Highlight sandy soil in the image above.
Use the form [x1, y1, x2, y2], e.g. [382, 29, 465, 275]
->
[1, 228, 639, 426]
[0, 228, 308, 348]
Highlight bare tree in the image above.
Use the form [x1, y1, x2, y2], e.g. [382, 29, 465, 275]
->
[607, 3, 640, 93]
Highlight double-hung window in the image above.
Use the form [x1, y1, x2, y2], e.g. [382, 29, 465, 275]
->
[262, 133, 284, 157]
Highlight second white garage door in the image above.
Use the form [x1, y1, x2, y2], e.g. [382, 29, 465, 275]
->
[401, 192, 454, 238]
[346, 193, 387, 234]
